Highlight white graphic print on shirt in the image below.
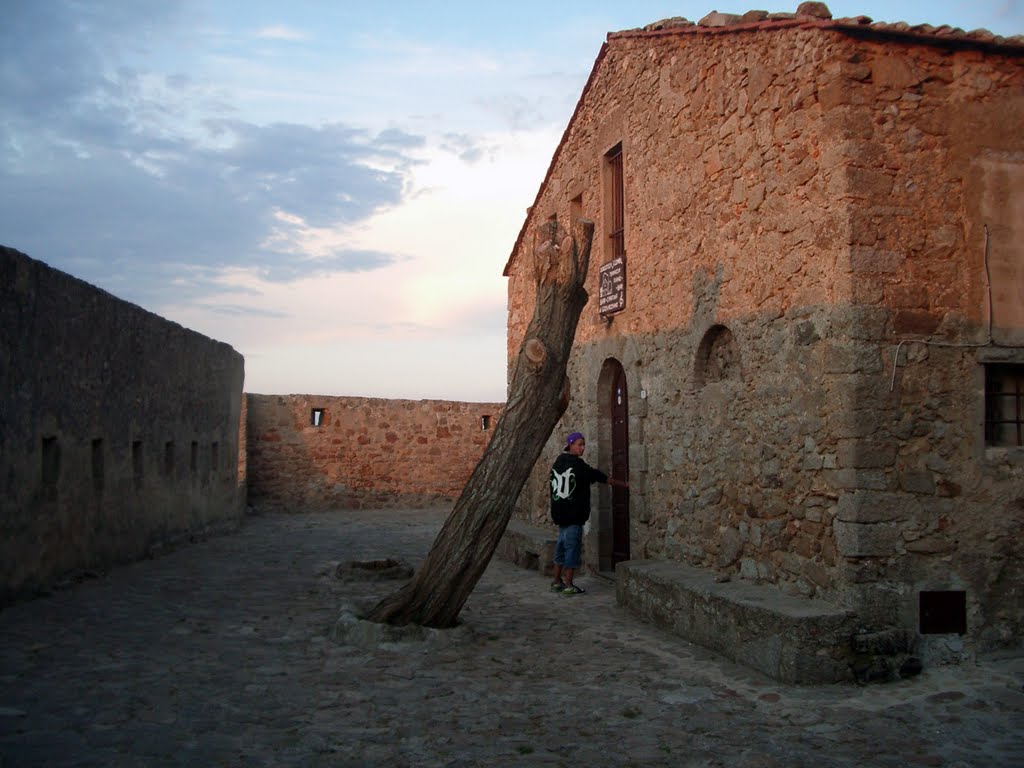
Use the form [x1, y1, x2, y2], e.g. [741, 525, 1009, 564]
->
[551, 466, 576, 501]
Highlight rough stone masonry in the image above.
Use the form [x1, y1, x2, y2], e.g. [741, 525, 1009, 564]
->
[503, 2, 1024, 669]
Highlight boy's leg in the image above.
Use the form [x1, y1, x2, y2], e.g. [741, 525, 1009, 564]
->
[551, 529, 567, 589]
[561, 525, 583, 590]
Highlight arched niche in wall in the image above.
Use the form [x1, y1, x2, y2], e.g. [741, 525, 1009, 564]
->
[695, 324, 742, 387]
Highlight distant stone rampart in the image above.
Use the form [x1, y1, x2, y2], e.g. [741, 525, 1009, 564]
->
[0, 246, 245, 605]
[245, 394, 502, 511]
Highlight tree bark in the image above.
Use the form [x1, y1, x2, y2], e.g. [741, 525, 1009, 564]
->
[365, 218, 595, 628]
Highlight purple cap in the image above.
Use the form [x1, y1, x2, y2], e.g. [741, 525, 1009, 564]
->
[565, 431, 585, 448]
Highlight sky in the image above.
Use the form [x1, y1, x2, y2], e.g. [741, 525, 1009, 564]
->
[2, 1, 1021, 402]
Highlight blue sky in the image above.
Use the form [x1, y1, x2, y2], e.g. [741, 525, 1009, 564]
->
[2, 1, 1021, 401]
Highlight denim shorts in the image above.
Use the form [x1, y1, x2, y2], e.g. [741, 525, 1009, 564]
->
[554, 524, 583, 569]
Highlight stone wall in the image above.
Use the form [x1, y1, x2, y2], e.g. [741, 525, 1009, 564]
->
[0, 246, 246, 605]
[505, 14, 1024, 653]
[245, 394, 502, 510]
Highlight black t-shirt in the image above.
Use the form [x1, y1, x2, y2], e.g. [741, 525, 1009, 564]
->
[549, 452, 607, 526]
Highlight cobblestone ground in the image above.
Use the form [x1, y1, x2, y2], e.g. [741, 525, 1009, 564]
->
[1, 508, 1021, 767]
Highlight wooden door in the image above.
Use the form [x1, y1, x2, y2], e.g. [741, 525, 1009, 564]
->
[610, 362, 630, 566]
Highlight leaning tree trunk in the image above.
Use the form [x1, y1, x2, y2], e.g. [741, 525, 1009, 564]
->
[366, 218, 595, 628]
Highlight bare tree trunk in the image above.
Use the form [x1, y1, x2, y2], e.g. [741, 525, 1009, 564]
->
[365, 218, 595, 628]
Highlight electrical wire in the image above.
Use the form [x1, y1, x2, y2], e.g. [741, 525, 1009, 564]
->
[888, 224, 997, 392]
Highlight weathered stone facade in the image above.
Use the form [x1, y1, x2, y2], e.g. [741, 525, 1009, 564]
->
[1, 244, 502, 603]
[505, 6, 1024, 659]
[1, 246, 245, 605]
[246, 394, 502, 510]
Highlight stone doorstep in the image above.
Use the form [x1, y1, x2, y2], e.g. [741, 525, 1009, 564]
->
[496, 519, 557, 577]
[615, 559, 859, 685]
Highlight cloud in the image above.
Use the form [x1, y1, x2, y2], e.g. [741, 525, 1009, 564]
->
[0, 1, 421, 311]
[195, 303, 291, 319]
[256, 25, 308, 42]
[440, 132, 487, 163]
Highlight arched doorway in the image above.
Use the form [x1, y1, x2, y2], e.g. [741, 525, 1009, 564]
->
[598, 359, 630, 570]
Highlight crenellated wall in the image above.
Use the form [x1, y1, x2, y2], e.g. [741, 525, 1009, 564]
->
[245, 394, 502, 511]
[0, 246, 245, 605]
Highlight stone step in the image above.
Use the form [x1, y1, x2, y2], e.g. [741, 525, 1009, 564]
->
[496, 519, 557, 577]
[615, 559, 858, 684]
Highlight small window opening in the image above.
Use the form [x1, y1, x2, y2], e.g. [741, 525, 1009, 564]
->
[481, 415, 491, 430]
[164, 441, 175, 477]
[570, 194, 583, 226]
[985, 364, 1024, 447]
[311, 408, 324, 427]
[190, 441, 198, 472]
[92, 439, 105, 493]
[41, 436, 60, 486]
[211, 442, 219, 471]
[919, 590, 967, 634]
[605, 143, 625, 259]
[132, 441, 143, 486]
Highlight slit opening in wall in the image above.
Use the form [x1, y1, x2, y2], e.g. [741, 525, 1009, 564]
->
[311, 408, 324, 427]
[481, 415, 491, 430]
[41, 436, 60, 487]
[919, 590, 967, 635]
[92, 438, 105, 493]
[132, 441, 143, 486]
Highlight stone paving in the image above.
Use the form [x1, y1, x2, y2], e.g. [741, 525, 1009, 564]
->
[1, 508, 1021, 767]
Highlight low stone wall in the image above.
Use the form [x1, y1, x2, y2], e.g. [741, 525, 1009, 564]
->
[616, 559, 858, 684]
[245, 394, 503, 510]
[495, 520, 557, 577]
[0, 246, 245, 605]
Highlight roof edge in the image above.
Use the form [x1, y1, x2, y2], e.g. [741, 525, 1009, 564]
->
[609, 15, 1024, 51]
[502, 41, 609, 278]
[502, 13, 1023, 279]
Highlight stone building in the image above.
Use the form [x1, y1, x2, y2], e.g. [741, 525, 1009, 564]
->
[503, 4, 1024, 674]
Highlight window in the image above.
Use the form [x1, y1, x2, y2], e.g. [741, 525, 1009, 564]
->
[481, 415, 491, 431]
[311, 408, 325, 427]
[985, 364, 1024, 446]
[605, 143, 625, 259]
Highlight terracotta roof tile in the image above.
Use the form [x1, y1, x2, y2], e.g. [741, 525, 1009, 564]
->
[610, 2, 1024, 48]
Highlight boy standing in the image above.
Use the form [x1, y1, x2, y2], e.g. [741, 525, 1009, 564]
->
[549, 431, 628, 595]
